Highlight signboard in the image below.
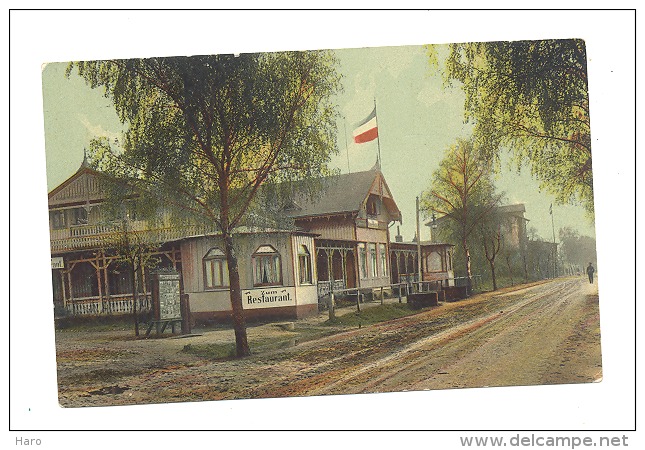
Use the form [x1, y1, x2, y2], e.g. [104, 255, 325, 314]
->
[242, 286, 296, 310]
[51, 256, 64, 270]
[154, 272, 182, 320]
[367, 218, 379, 229]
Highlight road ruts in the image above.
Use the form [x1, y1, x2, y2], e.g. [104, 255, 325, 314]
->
[291, 277, 601, 396]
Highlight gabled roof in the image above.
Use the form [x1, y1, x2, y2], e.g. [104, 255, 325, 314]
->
[48, 155, 134, 208]
[48, 159, 106, 207]
[286, 167, 401, 221]
[425, 203, 528, 227]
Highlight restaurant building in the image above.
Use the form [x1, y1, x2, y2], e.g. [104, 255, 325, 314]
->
[48, 159, 455, 322]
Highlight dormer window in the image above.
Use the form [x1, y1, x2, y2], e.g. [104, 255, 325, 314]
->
[366, 196, 378, 217]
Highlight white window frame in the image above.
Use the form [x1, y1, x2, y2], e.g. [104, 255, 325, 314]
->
[252, 245, 283, 287]
[203, 248, 229, 290]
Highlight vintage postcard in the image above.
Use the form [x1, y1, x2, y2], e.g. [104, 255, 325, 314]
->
[42, 40, 601, 410]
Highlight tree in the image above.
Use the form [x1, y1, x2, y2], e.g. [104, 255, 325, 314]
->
[104, 218, 160, 337]
[478, 216, 503, 291]
[428, 39, 594, 216]
[559, 226, 597, 271]
[69, 51, 342, 357]
[421, 138, 502, 285]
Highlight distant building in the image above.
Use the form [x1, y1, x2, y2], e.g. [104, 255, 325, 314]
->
[426, 203, 528, 253]
[495, 204, 529, 253]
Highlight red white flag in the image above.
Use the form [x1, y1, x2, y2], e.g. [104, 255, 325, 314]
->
[352, 108, 378, 144]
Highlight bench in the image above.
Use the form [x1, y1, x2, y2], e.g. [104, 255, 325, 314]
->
[145, 318, 183, 336]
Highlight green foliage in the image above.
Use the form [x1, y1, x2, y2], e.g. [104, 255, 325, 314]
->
[421, 138, 503, 277]
[559, 227, 597, 269]
[428, 39, 593, 216]
[68, 51, 343, 357]
[68, 51, 342, 231]
[102, 219, 161, 271]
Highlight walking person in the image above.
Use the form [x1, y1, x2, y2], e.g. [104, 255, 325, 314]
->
[586, 262, 595, 284]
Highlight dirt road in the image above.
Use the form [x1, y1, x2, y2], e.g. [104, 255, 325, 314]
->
[56, 277, 601, 407]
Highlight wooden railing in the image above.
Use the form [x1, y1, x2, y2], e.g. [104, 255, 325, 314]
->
[69, 223, 115, 237]
[63, 294, 152, 316]
[51, 223, 217, 252]
[317, 279, 345, 298]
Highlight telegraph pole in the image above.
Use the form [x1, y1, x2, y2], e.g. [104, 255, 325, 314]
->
[416, 196, 422, 285]
[550, 203, 557, 278]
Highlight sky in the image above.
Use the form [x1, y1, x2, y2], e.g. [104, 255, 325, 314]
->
[41, 44, 596, 243]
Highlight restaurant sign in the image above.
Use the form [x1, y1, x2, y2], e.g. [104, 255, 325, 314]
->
[242, 286, 296, 310]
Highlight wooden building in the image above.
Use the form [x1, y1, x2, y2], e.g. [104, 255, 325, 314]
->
[48, 159, 186, 318]
[179, 230, 319, 323]
[49, 158, 462, 322]
[285, 166, 402, 298]
[389, 241, 455, 286]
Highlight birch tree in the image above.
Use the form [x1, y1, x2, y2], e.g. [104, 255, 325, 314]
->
[428, 39, 594, 215]
[421, 138, 502, 284]
[69, 51, 341, 356]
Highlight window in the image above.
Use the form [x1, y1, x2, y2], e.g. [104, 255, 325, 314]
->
[203, 248, 229, 289]
[369, 243, 377, 277]
[50, 210, 66, 229]
[366, 197, 378, 216]
[298, 245, 312, 284]
[379, 243, 387, 277]
[71, 207, 88, 225]
[427, 251, 442, 272]
[253, 245, 282, 286]
[358, 243, 367, 279]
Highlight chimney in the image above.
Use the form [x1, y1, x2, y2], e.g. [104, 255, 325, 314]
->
[395, 225, 403, 243]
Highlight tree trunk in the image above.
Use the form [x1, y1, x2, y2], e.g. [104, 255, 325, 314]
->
[224, 232, 250, 357]
[506, 255, 514, 286]
[490, 261, 497, 291]
[131, 262, 139, 337]
[463, 239, 472, 293]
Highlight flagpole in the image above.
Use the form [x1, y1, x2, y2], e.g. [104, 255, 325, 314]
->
[374, 97, 382, 169]
[550, 203, 557, 278]
[344, 122, 350, 174]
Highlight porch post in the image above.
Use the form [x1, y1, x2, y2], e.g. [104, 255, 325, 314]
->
[60, 270, 67, 308]
[66, 269, 74, 314]
[341, 249, 347, 290]
[141, 267, 148, 310]
[90, 255, 104, 313]
[67, 270, 74, 302]
[103, 253, 111, 313]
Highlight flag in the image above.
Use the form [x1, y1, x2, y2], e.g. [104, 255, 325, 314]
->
[352, 107, 378, 144]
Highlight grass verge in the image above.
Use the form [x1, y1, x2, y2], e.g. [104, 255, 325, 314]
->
[324, 303, 417, 327]
[181, 343, 237, 361]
